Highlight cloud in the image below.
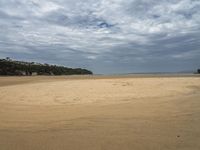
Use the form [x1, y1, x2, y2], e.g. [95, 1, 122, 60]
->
[0, 0, 200, 73]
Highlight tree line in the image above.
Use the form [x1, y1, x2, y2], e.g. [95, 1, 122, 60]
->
[0, 58, 93, 76]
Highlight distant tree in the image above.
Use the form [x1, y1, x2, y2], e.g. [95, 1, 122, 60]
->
[6, 57, 11, 61]
[0, 58, 93, 76]
[198, 69, 200, 74]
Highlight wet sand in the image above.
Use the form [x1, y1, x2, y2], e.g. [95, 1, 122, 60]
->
[0, 75, 200, 150]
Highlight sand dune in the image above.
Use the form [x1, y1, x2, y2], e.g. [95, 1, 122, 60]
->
[0, 75, 200, 150]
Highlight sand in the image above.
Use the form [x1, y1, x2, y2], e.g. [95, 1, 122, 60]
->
[0, 75, 200, 150]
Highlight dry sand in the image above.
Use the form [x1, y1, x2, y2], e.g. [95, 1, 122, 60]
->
[0, 75, 200, 150]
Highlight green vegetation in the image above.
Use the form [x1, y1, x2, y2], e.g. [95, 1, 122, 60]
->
[198, 69, 200, 74]
[0, 58, 93, 76]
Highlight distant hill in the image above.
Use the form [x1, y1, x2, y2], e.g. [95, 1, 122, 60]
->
[0, 58, 93, 76]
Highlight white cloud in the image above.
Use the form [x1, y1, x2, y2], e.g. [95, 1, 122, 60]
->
[0, 0, 200, 73]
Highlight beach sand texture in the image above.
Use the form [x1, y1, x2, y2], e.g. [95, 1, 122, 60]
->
[0, 76, 200, 150]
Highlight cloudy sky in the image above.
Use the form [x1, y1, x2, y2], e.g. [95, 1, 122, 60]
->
[0, 0, 200, 74]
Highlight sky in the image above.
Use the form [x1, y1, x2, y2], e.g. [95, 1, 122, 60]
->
[0, 0, 200, 74]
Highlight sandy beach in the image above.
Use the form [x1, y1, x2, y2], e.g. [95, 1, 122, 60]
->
[0, 75, 200, 150]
